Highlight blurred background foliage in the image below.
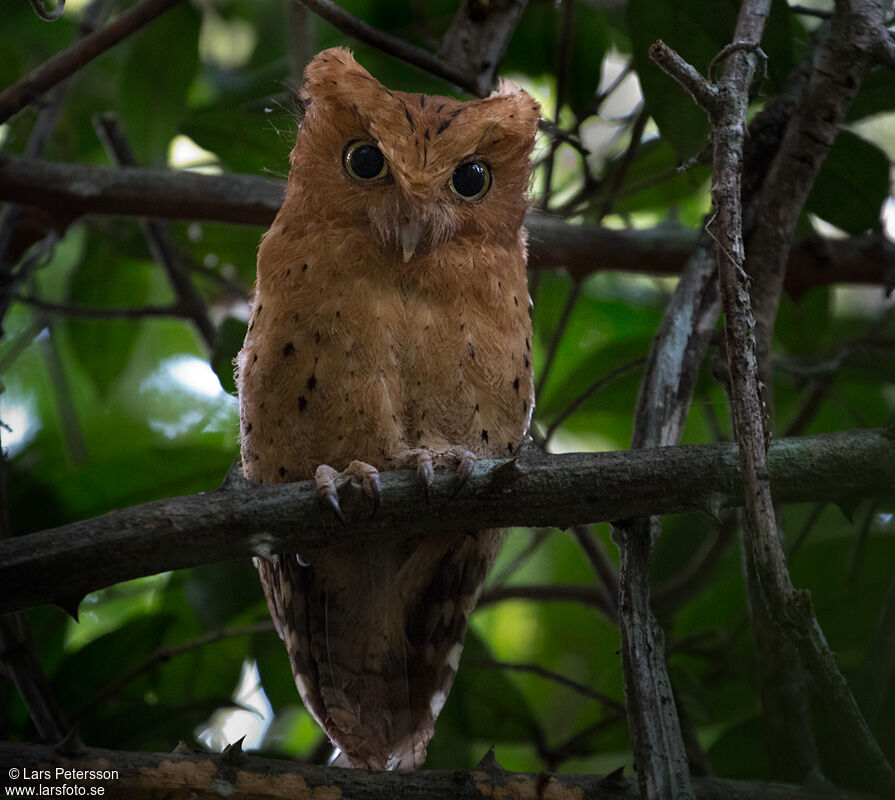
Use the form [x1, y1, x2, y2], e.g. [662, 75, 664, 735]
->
[1, 0, 894, 788]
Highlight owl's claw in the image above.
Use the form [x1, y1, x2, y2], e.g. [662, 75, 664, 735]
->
[398, 448, 476, 499]
[416, 451, 434, 502]
[452, 451, 477, 497]
[368, 471, 382, 516]
[315, 465, 347, 523]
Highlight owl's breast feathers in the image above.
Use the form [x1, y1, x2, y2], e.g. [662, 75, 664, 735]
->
[236, 46, 538, 770]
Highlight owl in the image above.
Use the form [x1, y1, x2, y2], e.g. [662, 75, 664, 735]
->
[236, 47, 539, 769]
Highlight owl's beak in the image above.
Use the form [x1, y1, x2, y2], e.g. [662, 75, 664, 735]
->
[400, 219, 424, 263]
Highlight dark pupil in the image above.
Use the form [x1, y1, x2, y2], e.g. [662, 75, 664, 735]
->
[453, 162, 486, 197]
[350, 145, 384, 179]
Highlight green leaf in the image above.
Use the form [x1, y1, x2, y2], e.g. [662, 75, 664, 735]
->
[609, 137, 711, 215]
[847, 67, 895, 122]
[806, 130, 889, 235]
[181, 106, 293, 175]
[52, 615, 175, 703]
[63, 236, 153, 395]
[568, 6, 608, 119]
[119, 3, 201, 165]
[627, 0, 792, 161]
[212, 316, 248, 397]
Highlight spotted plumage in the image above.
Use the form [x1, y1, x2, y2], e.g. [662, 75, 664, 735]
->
[236, 47, 539, 769]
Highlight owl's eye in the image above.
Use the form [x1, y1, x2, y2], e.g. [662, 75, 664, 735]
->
[449, 160, 492, 201]
[343, 140, 388, 181]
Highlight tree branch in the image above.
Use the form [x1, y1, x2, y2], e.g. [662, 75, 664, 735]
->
[0, 740, 877, 800]
[478, 583, 615, 620]
[0, 156, 892, 293]
[1, 428, 891, 616]
[15, 295, 186, 319]
[0, 0, 187, 125]
[437, 0, 530, 97]
[693, 0, 895, 792]
[466, 658, 625, 713]
[292, 0, 480, 95]
[93, 113, 216, 348]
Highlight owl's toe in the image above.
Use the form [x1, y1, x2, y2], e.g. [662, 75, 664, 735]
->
[315, 464, 346, 523]
[415, 451, 435, 501]
[344, 460, 382, 516]
[451, 450, 477, 496]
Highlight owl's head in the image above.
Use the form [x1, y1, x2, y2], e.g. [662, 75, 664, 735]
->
[285, 48, 540, 265]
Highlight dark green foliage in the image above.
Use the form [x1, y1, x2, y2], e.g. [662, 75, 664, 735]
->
[1, 0, 893, 788]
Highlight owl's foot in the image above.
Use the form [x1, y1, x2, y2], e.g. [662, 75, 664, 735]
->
[398, 448, 477, 499]
[315, 461, 382, 522]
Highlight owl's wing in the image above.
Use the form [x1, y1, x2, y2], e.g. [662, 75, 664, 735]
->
[255, 554, 328, 731]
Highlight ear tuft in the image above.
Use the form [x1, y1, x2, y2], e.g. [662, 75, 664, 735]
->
[484, 82, 541, 155]
[302, 47, 380, 105]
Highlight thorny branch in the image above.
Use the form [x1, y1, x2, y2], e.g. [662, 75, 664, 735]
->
[1, 428, 891, 615]
[0, 741, 879, 800]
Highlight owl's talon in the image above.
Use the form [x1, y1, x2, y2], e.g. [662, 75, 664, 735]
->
[343, 460, 382, 515]
[322, 488, 346, 523]
[452, 451, 477, 497]
[416, 451, 434, 502]
[315, 464, 346, 523]
[369, 472, 382, 516]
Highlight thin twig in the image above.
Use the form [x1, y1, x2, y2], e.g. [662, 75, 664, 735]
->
[0, 0, 187, 125]
[477, 583, 615, 620]
[534, 279, 581, 402]
[489, 529, 551, 589]
[786, 502, 826, 561]
[541, 714, 625, 766]
[571, 525, 619, 618]
[545, 356, 645, 445]
[28, 0, 66, 21]
[16, 295, 186, 320]
[0, 314, 48, 374]
[292, 0, 480, 95]
[595, 60, 633, 112]
[39, 323, 87, 465]
[93, 113, 215, 347]
[71, 620, 275, 722]
[466, 658, 625, 714]
[652, 519, 736, 610]
[846, 500, 878, 585]
[788, 4, 831, 19]
[539, 0, 576, 211]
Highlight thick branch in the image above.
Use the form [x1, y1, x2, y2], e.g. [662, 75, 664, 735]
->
[437, 0, 530, 96]
[0, 429, 891, 616]
[0, 0, 186, 125]
[0, 741, 876, 800]
[0, 157, 891, 292]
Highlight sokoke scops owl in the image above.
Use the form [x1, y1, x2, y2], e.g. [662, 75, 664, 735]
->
[236, 47, 539, 769]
